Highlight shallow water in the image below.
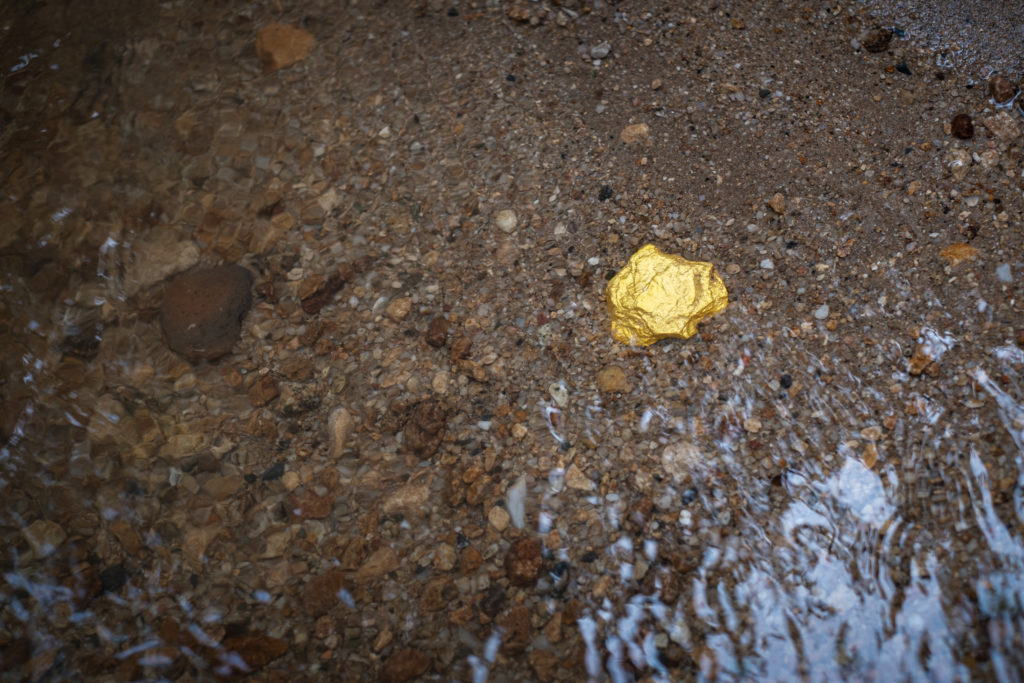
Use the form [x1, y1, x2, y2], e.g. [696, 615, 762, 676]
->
[2, 0, 1023, 680]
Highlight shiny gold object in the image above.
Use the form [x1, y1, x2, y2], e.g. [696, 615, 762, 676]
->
[606, 244, 728, 346]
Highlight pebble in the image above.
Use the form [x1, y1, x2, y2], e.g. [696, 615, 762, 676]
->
[950, 113, 974, 140]
[760, 258, 774, 270]
[488, 505, 511, 532]
[813, 304, 830, 320]
[403, 400, 448, 459]
[282, 471, 300, 491]
[860, 27, 893, 53]
[507, 475, 527, 528]
[743, 417, 762, 434]
[996, 264, 1013, 283]
[23, 519, 67, 558]
[249, 375, 279, 406]
[385, 296, 412, 321]
[495, 209, 518, 233]
[433, 543, 457, 571]
[982, 112, 1021, 142]
[989, 75, 1017, 103]
[767, 192, 786, 214]
[425, 316, 449, 348]
[596, 364, 630, 393]
[619, 122, 650, 144]
[939, 243, 979, 266]
[589, 41, 611, 59]
[220, 634, 289, 671]
[564, 463, 593, 491]
[160, 265, 253, 362]
[303, 568, 348, 616]
[328, 407, 353, 458]
[379, 648, 430, 683]
[356, 547, 399, 581]
[255, 22, 316, 74]
[505, 537, 543, 586]
[946, 148, 972, 180]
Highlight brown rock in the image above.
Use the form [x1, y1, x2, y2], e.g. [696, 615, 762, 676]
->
[328, 407, 354, 458]
[939, 243, 979, 266]
[425, 316, 449, 348]
[982, 111, 1022, 142]
[950, 113, 974, 140]
[596, 364, 630, 393]
[300, 271, 350, 315]
[161, 265, 253, 362]
[860, 27, 892, 53]
[379, 648, 430, 683]
[220, 634, 288, 671]
[249, 375, 279, 406]
[496, 605, 531, 654]
[303, 568, 348, 616]
[255, 23, 315, 74]
[505, 537, 543, 587]
[356, 546, 399, 581]
[989, 75, 1017, 103]
[450, 336, 472, 360]
[460, 546, 483, 574]
[767, 192, 786, 214]
[404, 400, 448, 459]
[288, 490, 333, 520]
[529, 649, 560, 679]
[619, 122, 650, 144]
[420, 576, 457, 611]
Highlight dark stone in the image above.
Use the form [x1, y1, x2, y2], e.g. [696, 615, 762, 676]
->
[505, 537, 543, 587]
[380, 648, 430, 683]
[261, 461, 285, 481]
[598, 184, 613, 201]
[950, 113, 974, 140]
[100, 565, 128, 593]
[160, 265, 253, 362]
[425, 316, 449, 348]
[861, 27, 892, 53]
[989, 75, 1016, 104]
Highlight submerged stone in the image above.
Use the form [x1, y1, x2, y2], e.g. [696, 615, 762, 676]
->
[161, 264, 253, 362]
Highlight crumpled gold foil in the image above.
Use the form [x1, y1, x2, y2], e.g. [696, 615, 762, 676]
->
[606, 244, 728, 346]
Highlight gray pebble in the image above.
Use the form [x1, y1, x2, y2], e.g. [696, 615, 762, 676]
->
[996, 263, 1013, 283]
[813, 304, 830, 320]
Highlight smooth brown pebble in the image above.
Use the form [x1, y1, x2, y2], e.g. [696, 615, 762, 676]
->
[950, 113, 974, 140]
[989, 75, 1016, 103]
[161, 265, 253, 362]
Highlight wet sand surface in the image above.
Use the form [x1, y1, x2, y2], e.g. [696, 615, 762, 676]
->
[1, 0, 1023, 680]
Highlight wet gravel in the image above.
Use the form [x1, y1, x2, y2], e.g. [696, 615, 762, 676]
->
[1, 0, 1023, 680]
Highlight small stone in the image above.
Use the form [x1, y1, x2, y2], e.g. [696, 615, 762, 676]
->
[730, 17, 745, 30]
[982, 112, 1021, 142]
[620, 122, 650, 144]
[282, 471, 300, 491]
[108, 520, 141, 554]
[996, 263, 1013, 283]
[379, 648, 430, 683]
[596, 364, 630, 393]
[183, 525, 220, 572]
[220, 634, 289, 671]
[303, 568, 348, 616]
[425, 316, 449, 348]
[813, 304, 830, 320]
[434, 543, 457, 571]
[202, 474, 243, 500]
[495, 209, 518, 233]
[488, 505, 510, 532]
[161, 265, 253, 362]
[651, 78, 663, 90]
[743, 417, 761, 433]
[460, 546, 483, 574]
[860, 27, 892, 53]
[381, 482, 431, 517]
[939, 243, 979, 266]
[950, 113, 974, 140]
[288, 490, 333, 520]
[356, 547, 399, 581]
[431, 371, 450, 394]
[403, 400, 448, 459]
[760, 258, 775, 270]
[249, 375, 279, 406]
[328, 407, 354, 459]
[23, 519, 66, 558]
[385, 296, 412, 321]
[124, 232, 200, 296]
[506, 537, 543, 587]
[506, 475, 527, 529]
[590, 41, 611, 59]
[255, 23, 315, 74]
[946, 148, 972, 180]
[989, 75, 1017, 103]
[767, 192, 786, 214]
[564, 463, 594, 491]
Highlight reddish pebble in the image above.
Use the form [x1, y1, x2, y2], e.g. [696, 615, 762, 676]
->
[950, 113, 974, 140]
[161, 265, 253, 362]
[989, 75, 1016, 103]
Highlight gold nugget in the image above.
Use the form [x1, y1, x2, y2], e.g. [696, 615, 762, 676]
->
[606, 244, 728, 346]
